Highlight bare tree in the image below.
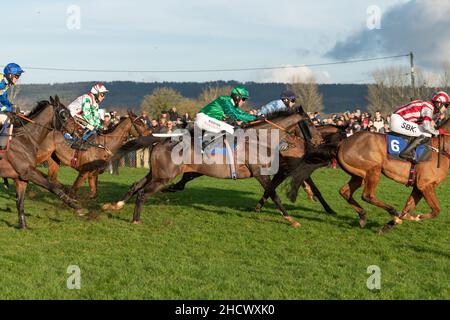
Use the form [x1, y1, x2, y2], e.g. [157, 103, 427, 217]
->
[287, 75, 323, 113]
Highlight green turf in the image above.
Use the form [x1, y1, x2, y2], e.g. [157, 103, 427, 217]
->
[0, 166, 449, 299]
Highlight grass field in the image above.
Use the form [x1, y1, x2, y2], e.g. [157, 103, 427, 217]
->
[0, 166, 449, 299]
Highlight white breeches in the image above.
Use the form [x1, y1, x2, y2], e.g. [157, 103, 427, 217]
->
[195, 113, 235, 134]
[389, 114, 432, 138]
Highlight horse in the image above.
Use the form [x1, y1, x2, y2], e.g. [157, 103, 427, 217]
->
[318, 117, 450, 234]
[103, 107, 337, 227]
[36, 111, 151, 199]
[159, 124, 346, 212]
[0, 96, 84, 229]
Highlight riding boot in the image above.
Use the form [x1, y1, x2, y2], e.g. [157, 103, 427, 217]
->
[399, 135, 428, 164]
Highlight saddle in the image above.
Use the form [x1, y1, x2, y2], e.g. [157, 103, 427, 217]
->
[386, 132, 432, 163]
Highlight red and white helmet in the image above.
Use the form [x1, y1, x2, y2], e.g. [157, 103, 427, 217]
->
[431, 91, 450, 105]
[91, 83, 109, 95]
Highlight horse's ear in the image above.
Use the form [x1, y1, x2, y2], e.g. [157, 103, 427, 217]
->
[54, 95, 60, 105]
[49, 96, 55, 105]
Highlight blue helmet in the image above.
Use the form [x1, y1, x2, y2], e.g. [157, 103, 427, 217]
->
[3, 63, 24, 76]
[281, 90, 296, 101]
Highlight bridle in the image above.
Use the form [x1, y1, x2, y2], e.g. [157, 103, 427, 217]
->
[13, 104, 77, 142]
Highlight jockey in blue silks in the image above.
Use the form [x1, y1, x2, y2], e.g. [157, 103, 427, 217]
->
[0, 63, 24, 113]
[0, 63, 24, 148]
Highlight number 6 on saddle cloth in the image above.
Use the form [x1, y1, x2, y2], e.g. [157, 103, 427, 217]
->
[387, 133, 432, 163]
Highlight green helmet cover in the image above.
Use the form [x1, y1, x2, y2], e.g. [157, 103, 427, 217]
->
[231, 86, 250, 99]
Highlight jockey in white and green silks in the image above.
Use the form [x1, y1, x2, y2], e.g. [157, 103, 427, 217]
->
[67, 83, 108, 149]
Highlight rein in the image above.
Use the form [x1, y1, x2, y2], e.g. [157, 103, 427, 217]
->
[15, 112, 53, 131]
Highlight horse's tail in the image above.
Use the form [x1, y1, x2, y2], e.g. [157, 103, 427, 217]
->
[111, 136, 166, 162]
[286, 143, 337, 203]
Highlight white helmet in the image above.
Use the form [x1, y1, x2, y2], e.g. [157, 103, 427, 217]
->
[91, 83, 109, 95]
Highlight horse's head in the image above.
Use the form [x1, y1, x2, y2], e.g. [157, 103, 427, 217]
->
[127, 110, 152, 137]
[49, 95, 79, 134]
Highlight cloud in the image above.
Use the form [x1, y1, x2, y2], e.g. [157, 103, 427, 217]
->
[258, 66, 332, 83]
[326, 0, 450, 69]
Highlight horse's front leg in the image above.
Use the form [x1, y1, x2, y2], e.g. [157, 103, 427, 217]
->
[398, 186, 423, 222]
[88, 173, 99, 199]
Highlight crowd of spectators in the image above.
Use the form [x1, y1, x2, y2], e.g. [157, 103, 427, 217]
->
[308, 109, 390, 136]
[308, 108, 447, 137]
[100, 107, 194, 134]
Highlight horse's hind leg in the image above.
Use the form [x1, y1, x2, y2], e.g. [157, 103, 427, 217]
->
[339, 175, 366, 227]
[132, 178, 170, 224]
[303, 181, 316, 201]
[102, 172, 151, 211]
[15, 179, 28, 229]
[162, 172, 203, 192]
[254, 175, 300, 228]
[254, 173, 285, 212]
[304, 177, 336, 215]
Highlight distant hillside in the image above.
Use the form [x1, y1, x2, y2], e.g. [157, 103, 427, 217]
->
[15, 81, 368, 114]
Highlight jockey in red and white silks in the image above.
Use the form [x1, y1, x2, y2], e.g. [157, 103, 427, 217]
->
[390, 91, 449, 138]
[389, 91, 449, 163]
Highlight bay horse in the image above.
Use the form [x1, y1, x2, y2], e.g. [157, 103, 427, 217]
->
[103, 107, 337, 227]
[36, 111, 151, 199]
[325, 118, 450, 234]
[0, 96, 84, 229]
[159, 124, 346, 212]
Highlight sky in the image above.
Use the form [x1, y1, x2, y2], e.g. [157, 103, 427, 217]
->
[2, 0, 447, 85]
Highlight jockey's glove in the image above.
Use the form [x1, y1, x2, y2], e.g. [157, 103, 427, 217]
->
[256, 115, 266, 121]
[86, 124, 95, 131]
[11, 105, 20, 114]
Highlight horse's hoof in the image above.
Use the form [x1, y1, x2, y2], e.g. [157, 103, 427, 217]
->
[76, 208, 88, 216]
[393, 216, 403, 225]
[291, 221, 301, 228]
[101, 203, 112, 211]
[255, 204, 262, 213]
[132, 220, 141, 225]
[89, 194, 98, 200]
[359, 219, 367, 228]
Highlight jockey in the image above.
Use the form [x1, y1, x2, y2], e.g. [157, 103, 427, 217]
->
[0, 63, 24, 114]
[195, 86, 256, 135]
[0, 63, 24, 148]
[67, 83, 108, 149]
[257, 90, 297, 116]
[390, 91, 449, 163]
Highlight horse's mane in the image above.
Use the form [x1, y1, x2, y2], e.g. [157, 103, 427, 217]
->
[13, 100, 51, 128]
[263, 105, 306, 121]
[27, 100, 51, 119]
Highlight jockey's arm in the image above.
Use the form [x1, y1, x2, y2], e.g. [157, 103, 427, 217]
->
[0, 87, 13, 112]
[421, 107, 440, 136]
[222, 100, 256, 123]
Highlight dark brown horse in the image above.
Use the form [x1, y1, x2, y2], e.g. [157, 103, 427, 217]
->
[103, 107, 337, 227]
[318, 118, 450, 234]
[0, 96, 83, 228]
[159, 124, 345, 213]
[36, 111, 151, 199]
